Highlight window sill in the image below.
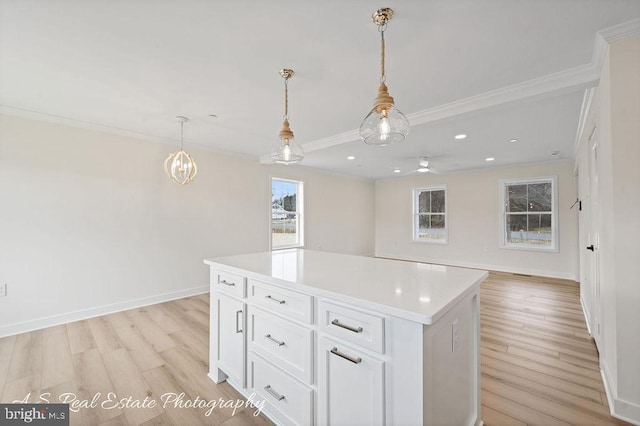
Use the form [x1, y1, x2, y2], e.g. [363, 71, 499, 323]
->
[272, 244, 304, 251]
[499, 243, 558, 253]
[412, 239, 448, 245]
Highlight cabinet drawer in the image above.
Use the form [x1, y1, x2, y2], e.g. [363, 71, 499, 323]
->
[248, 280, 312, 324]
[248, 307, 313, 384]
[249, 353, 313, 426]
[212, 270, 246, 299]
[319, 301, 385, 353]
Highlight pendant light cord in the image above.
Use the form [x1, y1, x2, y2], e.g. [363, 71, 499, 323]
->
[180, 120, 184, 151]
[283, 78, 289, 120]
[379, 24, 387, 83]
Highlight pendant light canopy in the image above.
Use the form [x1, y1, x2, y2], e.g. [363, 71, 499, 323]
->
[270, 69, 304, 165]
[165, 116, 198, 185]
[359, 8, 410, 146]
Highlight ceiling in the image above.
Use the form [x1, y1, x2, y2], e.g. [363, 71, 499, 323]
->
[1, 1, 639, 179]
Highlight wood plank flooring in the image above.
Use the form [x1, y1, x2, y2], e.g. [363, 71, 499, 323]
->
[0, 294, 271, 426]
[481, 272, 628, 426]
[0, 272, 630, 425]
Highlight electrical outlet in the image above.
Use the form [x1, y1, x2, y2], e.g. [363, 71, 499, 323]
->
[0, 283, 7, 297]
[452, 319, 459, 352]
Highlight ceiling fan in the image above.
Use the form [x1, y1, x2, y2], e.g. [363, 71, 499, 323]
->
[404, 157, 441, 175]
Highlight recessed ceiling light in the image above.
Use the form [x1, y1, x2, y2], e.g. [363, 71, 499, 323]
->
[551, 151, 560, 156]
[454, 134, 467, 140]
[347, 156, 356, 160]
[209, 114, 218, 118]
[486, 157, 495, 162]
[509, 138, 518, 143]
[417, 167, 430, 173]
[393, 168, 401, 173]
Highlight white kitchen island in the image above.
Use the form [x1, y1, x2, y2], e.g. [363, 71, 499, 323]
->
[204, 249, 488, 426]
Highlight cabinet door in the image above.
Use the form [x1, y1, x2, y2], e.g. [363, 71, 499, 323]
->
[318, 337, 385, 425]
[216, 293, 245, 387]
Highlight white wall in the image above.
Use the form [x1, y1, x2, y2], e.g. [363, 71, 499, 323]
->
[375, 161, 578, 280]
[0, 115, 375, 337]
[591, 34, 640, 423]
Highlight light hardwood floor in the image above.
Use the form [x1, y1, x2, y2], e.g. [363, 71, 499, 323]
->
[0, 273, 630, 425]
[480, 272, 628, 426]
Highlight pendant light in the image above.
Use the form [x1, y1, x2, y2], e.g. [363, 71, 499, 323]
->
[164, 116, 198, 185]
[359, 8, 410, 146]
[270, 69, 304, 164]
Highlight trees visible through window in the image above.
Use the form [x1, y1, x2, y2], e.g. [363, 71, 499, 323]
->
[500, 177, 557, 251]
[413, 186, 447, 243]
[272, 178, 304, 249]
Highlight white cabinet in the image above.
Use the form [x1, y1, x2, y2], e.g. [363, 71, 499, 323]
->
[206, 252, 485, 426]
[215, 293, 245, 388]
[210, 269, 247, 386]
[317, 337, 385, 426]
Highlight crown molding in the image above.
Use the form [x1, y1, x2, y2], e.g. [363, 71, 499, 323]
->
[0, 105, 258, 161]
[294, 64, 599, 154]
[592, 18, 640, 75]
[295, 18, 640, 156]
[296, 60, 600, 155]
[407, 64, 598, 127]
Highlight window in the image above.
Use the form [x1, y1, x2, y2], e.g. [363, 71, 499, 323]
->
[271, 178, 304, 249]
[413, 186, 447, 243]
[500, 176, 558, 251]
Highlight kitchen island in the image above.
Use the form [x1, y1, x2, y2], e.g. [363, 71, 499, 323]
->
[205, 249, 487, 426]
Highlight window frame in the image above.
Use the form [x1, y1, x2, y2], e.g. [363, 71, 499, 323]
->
[499, 176, 558, 252]
[270, 177, 304, 250]
[412, 185, 448, 244]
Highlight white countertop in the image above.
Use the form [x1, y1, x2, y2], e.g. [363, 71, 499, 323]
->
[204, 249, 488, 325]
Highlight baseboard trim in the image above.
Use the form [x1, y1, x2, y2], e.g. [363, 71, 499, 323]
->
[580, 295, 592, 336]
[601, 362, 640, 424]
[0, 285, 209, 338]
[373, 253, 577, 281]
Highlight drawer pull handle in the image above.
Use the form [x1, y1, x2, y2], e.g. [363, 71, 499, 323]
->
[331, 319, 363, 333]
[220, 280, 235, 286]
[331, 347, 362, 364]
[264, 334, 285, 346]
[264, 385, 285, 401]
[235, 310, 243, 333]
[265, 295, 286, 305]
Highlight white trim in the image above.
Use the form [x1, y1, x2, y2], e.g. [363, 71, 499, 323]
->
[580, 295, 593, 336]
[0, 285, 209, 339]
[374, 252, 577, 281]
[262, 64, 600, 157]
[498, 176, 559, 252]
[601, 362, 640, 424]
[573, 87, 597, 157]
[412, 185, 448, 244]
[407, 64, 597, 127]
[0, 106, 257, 161]
[592, 18, 640, 75]
[276, 19, 640, 158]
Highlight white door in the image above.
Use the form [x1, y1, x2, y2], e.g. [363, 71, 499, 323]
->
[589, 136, 602, 350]
[217, 293, 246, 387]
[577, 149, 593, 330]
[317, 337, 385, 425]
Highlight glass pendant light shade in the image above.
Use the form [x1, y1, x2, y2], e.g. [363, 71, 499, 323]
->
[269, 69, 303, 165]
[360, 8, 410, 146]
[270, 119, 304, 164]
[360, 104, 410, 146]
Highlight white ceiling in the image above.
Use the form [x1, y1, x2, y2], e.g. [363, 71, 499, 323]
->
[1, 1, 639, 179]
